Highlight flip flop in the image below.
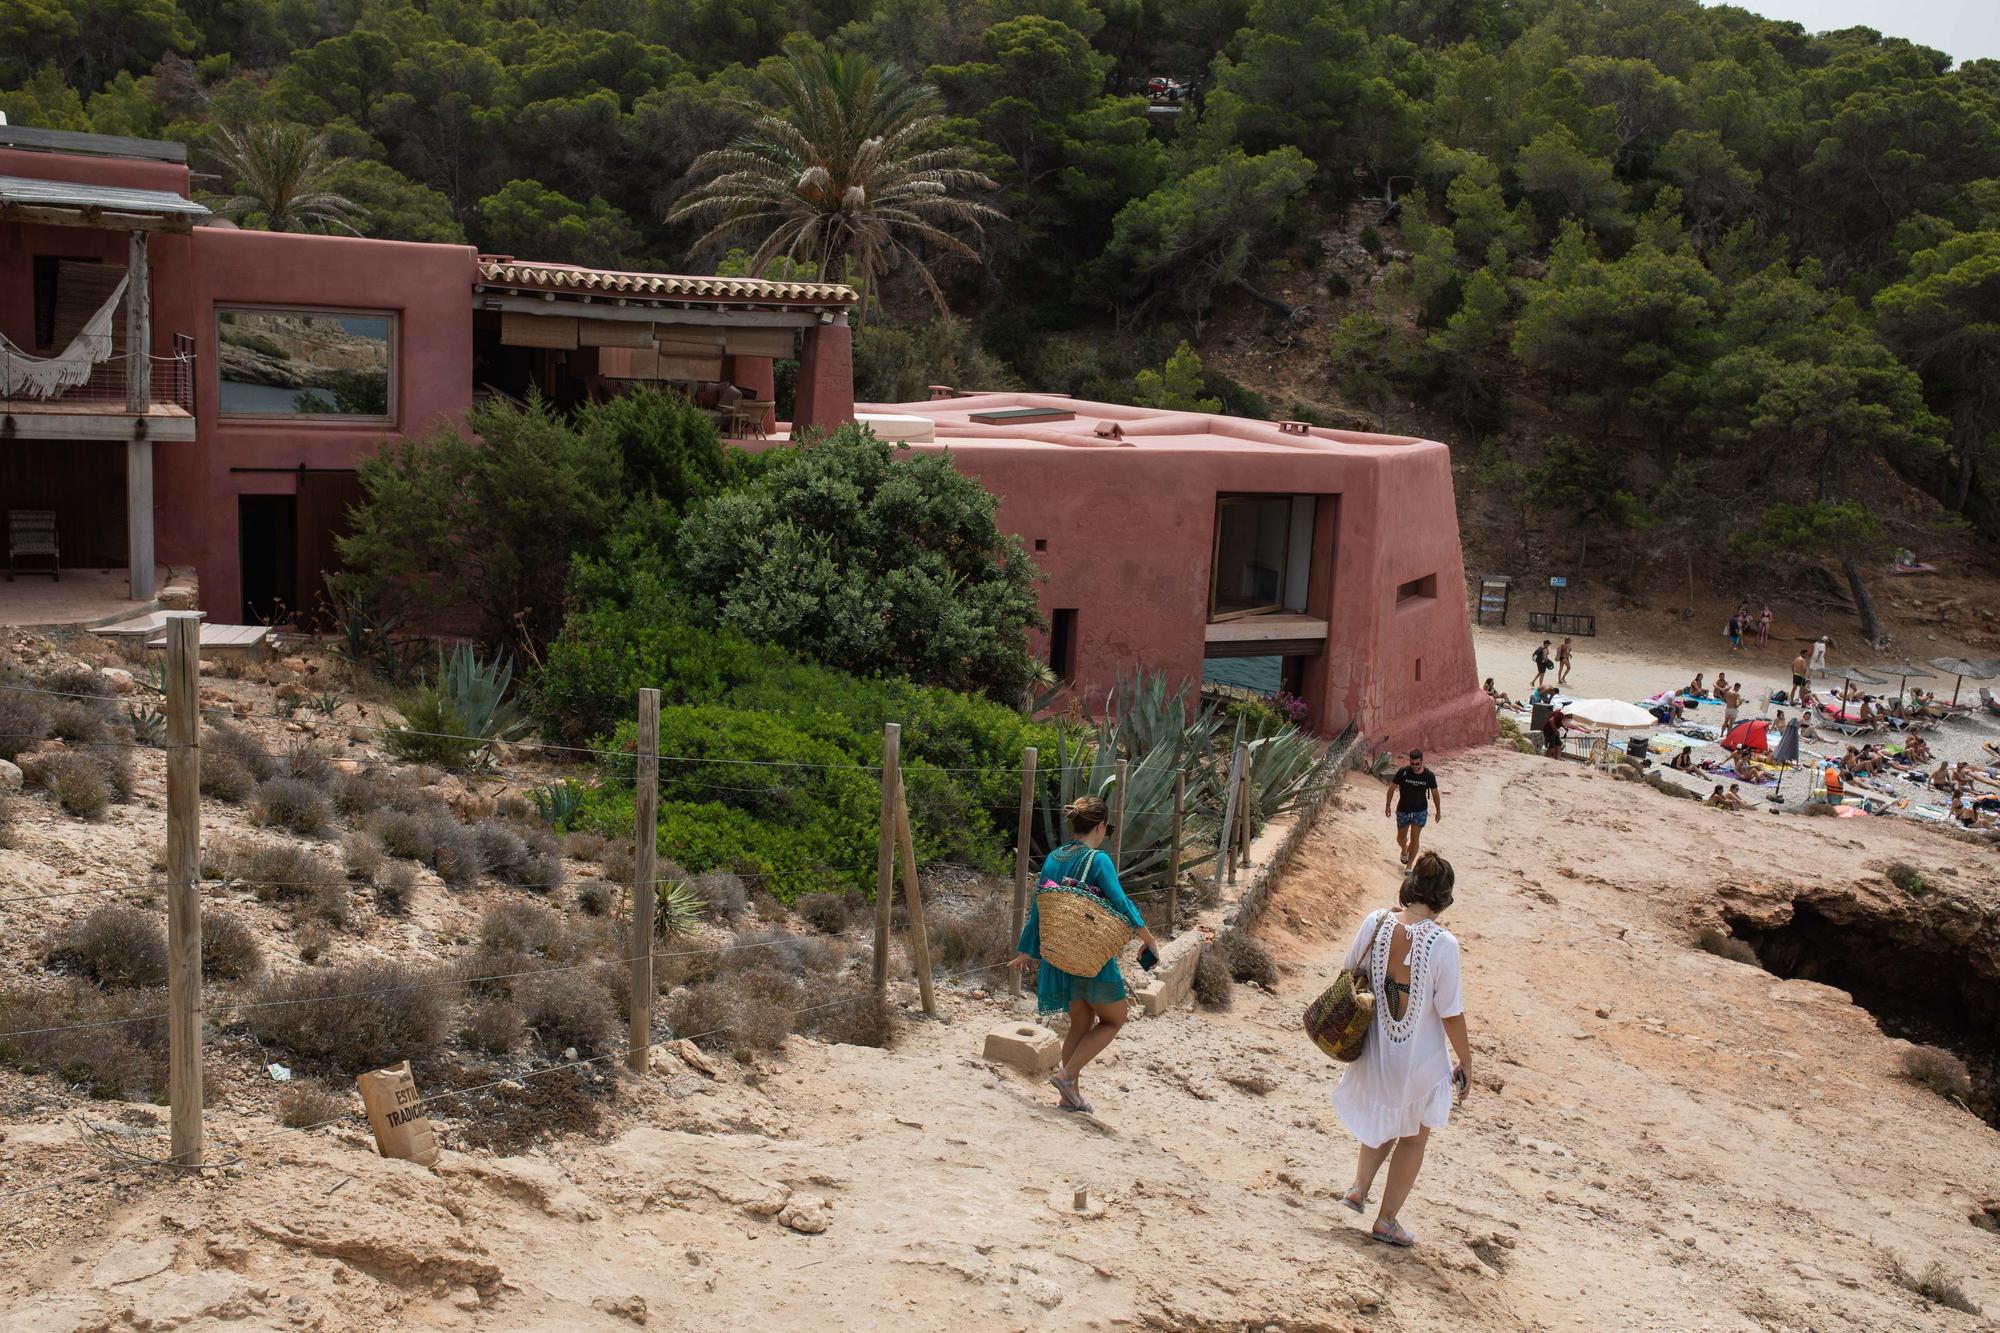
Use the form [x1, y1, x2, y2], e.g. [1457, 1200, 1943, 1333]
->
[1340, 1187, 1366, 1214]
[1370, 1218, 1415, 1247]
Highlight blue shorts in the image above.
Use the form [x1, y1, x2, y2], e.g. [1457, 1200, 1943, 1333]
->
[1396, 809, 1428, 829]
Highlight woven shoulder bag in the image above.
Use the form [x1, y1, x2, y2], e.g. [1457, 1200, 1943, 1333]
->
[1303, 911, 1393, 1063]
[1034, 847, 1133, 977]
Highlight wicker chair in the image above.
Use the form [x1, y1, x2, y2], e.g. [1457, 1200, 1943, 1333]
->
[7, 510, 58, 581]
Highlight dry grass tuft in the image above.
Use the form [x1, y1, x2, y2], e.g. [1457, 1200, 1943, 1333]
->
[797, 980, 896, 1048]
[1216, 932, 1279, 990]
[1890, 1259, 1980, 1314]
[44, 905, 167, 989]
[1899, 1044, 1973, 1102]
[341, 831, 385, 882]
[574, 880, 614, 917]
[795, 891, 856, 935]
[276, 1080, 350, 1130]
[207, 721, 276, 783]
[376, 862, 417, 915]
[33, 752, 112, 819]
[668, 973, 795, 1060]
[460, 999, 525, 1056]
[0, 684, 54, 761]
[689, 871, 747, 923]
[926, 894, 1015, 975]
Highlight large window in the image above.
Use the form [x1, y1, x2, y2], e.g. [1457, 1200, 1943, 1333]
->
[217, 308, 395, 421]
[1209, 494, 1316, 619]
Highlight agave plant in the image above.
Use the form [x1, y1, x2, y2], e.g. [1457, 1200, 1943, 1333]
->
[1036, 721, 1222, 896]
[437, 643, 532, 747]
[530, 778, 588, 831]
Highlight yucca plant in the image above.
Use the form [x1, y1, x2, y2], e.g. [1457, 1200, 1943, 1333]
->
[653, 880, 707, 940]
[437, 643, 531, 748]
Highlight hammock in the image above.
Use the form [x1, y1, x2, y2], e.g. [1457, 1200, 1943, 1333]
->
[0, 275, 129, 401]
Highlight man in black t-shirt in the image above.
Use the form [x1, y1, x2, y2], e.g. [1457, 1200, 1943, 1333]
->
[1383, 749, 1442, 867]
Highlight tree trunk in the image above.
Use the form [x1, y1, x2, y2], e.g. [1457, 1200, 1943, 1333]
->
[1842, 557, 1883, 645]
[1234, 279, 1294, 320]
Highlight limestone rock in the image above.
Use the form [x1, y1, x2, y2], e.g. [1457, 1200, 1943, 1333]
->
[0, 758, 20, 791]
[99, 668, 135, 694]
[777, 1196, 830, 1234]
[592, 1295, 649, 1325]
[982, 1023, 1061, 1075]
[88, 1236, 175, 1289]
[672, 1039, 719, 1079]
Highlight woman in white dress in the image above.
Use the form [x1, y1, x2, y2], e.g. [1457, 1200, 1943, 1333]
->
[1331, 852, 1471, 1247]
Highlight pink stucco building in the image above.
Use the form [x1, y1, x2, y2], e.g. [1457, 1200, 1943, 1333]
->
[1, 125, 855, 624]
[847, 396, 1493, 751]
[3, 124, 1488, 751]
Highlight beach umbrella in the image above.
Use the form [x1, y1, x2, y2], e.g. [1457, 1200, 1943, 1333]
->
[1561, 698, 1657, 729]
[1722, 718, 1770, 752]
[1869, 659, 1934, 701]
[1927, 657, 1999, 707]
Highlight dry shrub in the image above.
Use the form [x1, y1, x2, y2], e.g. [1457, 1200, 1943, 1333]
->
[246, 961, 451, 1068]
[342, 831, 385, 882]
[575, 880, 613, 917]
[601, 839, 635, 885]
[1900, 1044, 1973, 1102]
[276, 740, 336, 788]
[438, 1066, 602, 1155]
[479, 902, 576, 960]
[668, 978, 792, 1059]
[201, 749, 254, 803]
[431, 817, 483, 887]
[1883, 861, 1927, 895]
[0, 790, 15, 849]
[475, 820, 564, 891]
[562, 831, 607, 862]
[690, 871, 746, 923]
[37, 665, 114, 699]
[1891, 1259, 1980, 1314]
[276, 1080, 350, 1130]
[0, 983, 167, 1099]
[376, 862, 417, 915]
[0, 685, 54, 760]
[1216, 932, 1278, 989]
[795, 891, 854, 935]
[207, 721, 276, 782]
[711, 928, 844, 981]
[368, 808, 436, 860]
[460, 998, 525, 1056]
[48, 699, 114, 745]
[494, 793, 533, 822]
[227, 842, 349, 926]
[201, 911, 263, 981]
[797, 981, 896, 1048]
[1192, 945, 1234, 1010]
[1695, 928, 1760, 967]
[253, 776, 334, 836]
[332, 768, 390, 818]
[296, 922, 331, 963]
[44, 905, 167, 989]
[926, 895, 1014, 974]
[35, 752, 110, 819]
[517, 971, 618, 1055]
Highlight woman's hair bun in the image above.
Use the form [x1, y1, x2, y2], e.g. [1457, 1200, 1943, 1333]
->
[1399, 851, 1455, 911]
[1064, 794, 1109, 833]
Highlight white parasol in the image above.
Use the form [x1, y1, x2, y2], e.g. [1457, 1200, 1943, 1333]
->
[1560, 698, 1658, 730]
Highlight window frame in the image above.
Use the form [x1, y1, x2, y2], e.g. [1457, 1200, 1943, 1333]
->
[1209, 493, 1319, 622]
[214, 304, 399, 426]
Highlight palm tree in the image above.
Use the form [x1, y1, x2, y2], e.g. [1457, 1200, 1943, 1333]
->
[671, 50, 1002, 321]
[208, 123, 364, 234]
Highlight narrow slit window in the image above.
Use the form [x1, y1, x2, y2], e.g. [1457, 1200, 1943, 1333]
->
[1049, 608, 1078, 680]
[1396, 573, 1438, 605]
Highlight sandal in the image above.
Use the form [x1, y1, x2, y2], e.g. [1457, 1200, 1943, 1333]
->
[1340, 1186, 1367, 1214]
[1048, 1072, 1085, 1111]
[1370, 1218, 1415, 1248]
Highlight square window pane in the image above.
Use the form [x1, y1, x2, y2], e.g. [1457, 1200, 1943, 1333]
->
[218, 309, 393, 418]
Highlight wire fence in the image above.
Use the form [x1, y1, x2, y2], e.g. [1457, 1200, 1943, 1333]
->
[0, 662, 1342, 1194]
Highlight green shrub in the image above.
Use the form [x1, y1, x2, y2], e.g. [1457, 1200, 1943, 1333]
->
[45, 906, 167, 989]
[383, 688, 479, 769]
[246, 961, 452, 1068]
[1359, 224, 1384, 254]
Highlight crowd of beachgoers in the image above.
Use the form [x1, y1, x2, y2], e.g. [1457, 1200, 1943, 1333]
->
[1475, 626, 2000, 832]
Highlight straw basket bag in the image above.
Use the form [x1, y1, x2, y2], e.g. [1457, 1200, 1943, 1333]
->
[1303, 911, 1391, 1062]
[1035, 849, 1133, 977]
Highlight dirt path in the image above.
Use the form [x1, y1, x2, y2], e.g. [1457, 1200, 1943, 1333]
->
[7, 746, 1998, 1331]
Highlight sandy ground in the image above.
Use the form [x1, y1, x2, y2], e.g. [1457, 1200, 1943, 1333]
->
[6, 732, 1998, 1332]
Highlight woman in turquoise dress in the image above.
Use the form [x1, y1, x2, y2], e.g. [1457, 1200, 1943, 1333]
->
[1009, 795, 1162, 1113]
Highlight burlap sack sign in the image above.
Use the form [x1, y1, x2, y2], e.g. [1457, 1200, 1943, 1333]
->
[355, 1060, 440, 1166]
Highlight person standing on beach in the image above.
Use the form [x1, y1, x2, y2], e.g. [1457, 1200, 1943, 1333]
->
[1331, 853, 1471, 1249]
[1384, 750, 1442, 868]
[1531, 640, 1553, 690]
[1791, 649, 1809, 702]
[1726, 612, 1743, 653]
[1757, 605, 1772, 648]
[1810, 636, 1828, 677]
[1556, 637, 1573, 686]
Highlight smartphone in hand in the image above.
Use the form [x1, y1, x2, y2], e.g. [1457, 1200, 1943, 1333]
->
[1137, 944, 1160, 971]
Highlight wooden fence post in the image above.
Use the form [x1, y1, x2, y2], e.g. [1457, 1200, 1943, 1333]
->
[894, 779, 935, 1015]
[1166, 770, 1185, 935]
[628, 687, 660, 1074]
[163, 611, 202, 1165]
[1217, 744, 1245, 889]
[1010, 747, 1036, 996]
[873, 723, 901, 995]
[1111, 758, 1129, 871]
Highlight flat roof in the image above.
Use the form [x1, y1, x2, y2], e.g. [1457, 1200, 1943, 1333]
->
[857, 392, 1434, 454]
[0, 173, 208, 228]
[0, 124, 187, 164]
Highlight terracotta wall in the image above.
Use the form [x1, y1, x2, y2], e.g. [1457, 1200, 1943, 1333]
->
[174, 230, 478, 617]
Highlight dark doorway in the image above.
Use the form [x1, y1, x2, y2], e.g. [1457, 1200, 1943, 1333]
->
[1049, 608, 1079, 680]
[295, 470, 365, 627]
[238, 495, 297, 625]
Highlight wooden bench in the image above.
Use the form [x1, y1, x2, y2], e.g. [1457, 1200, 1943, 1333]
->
[143, 622, 272, 664]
